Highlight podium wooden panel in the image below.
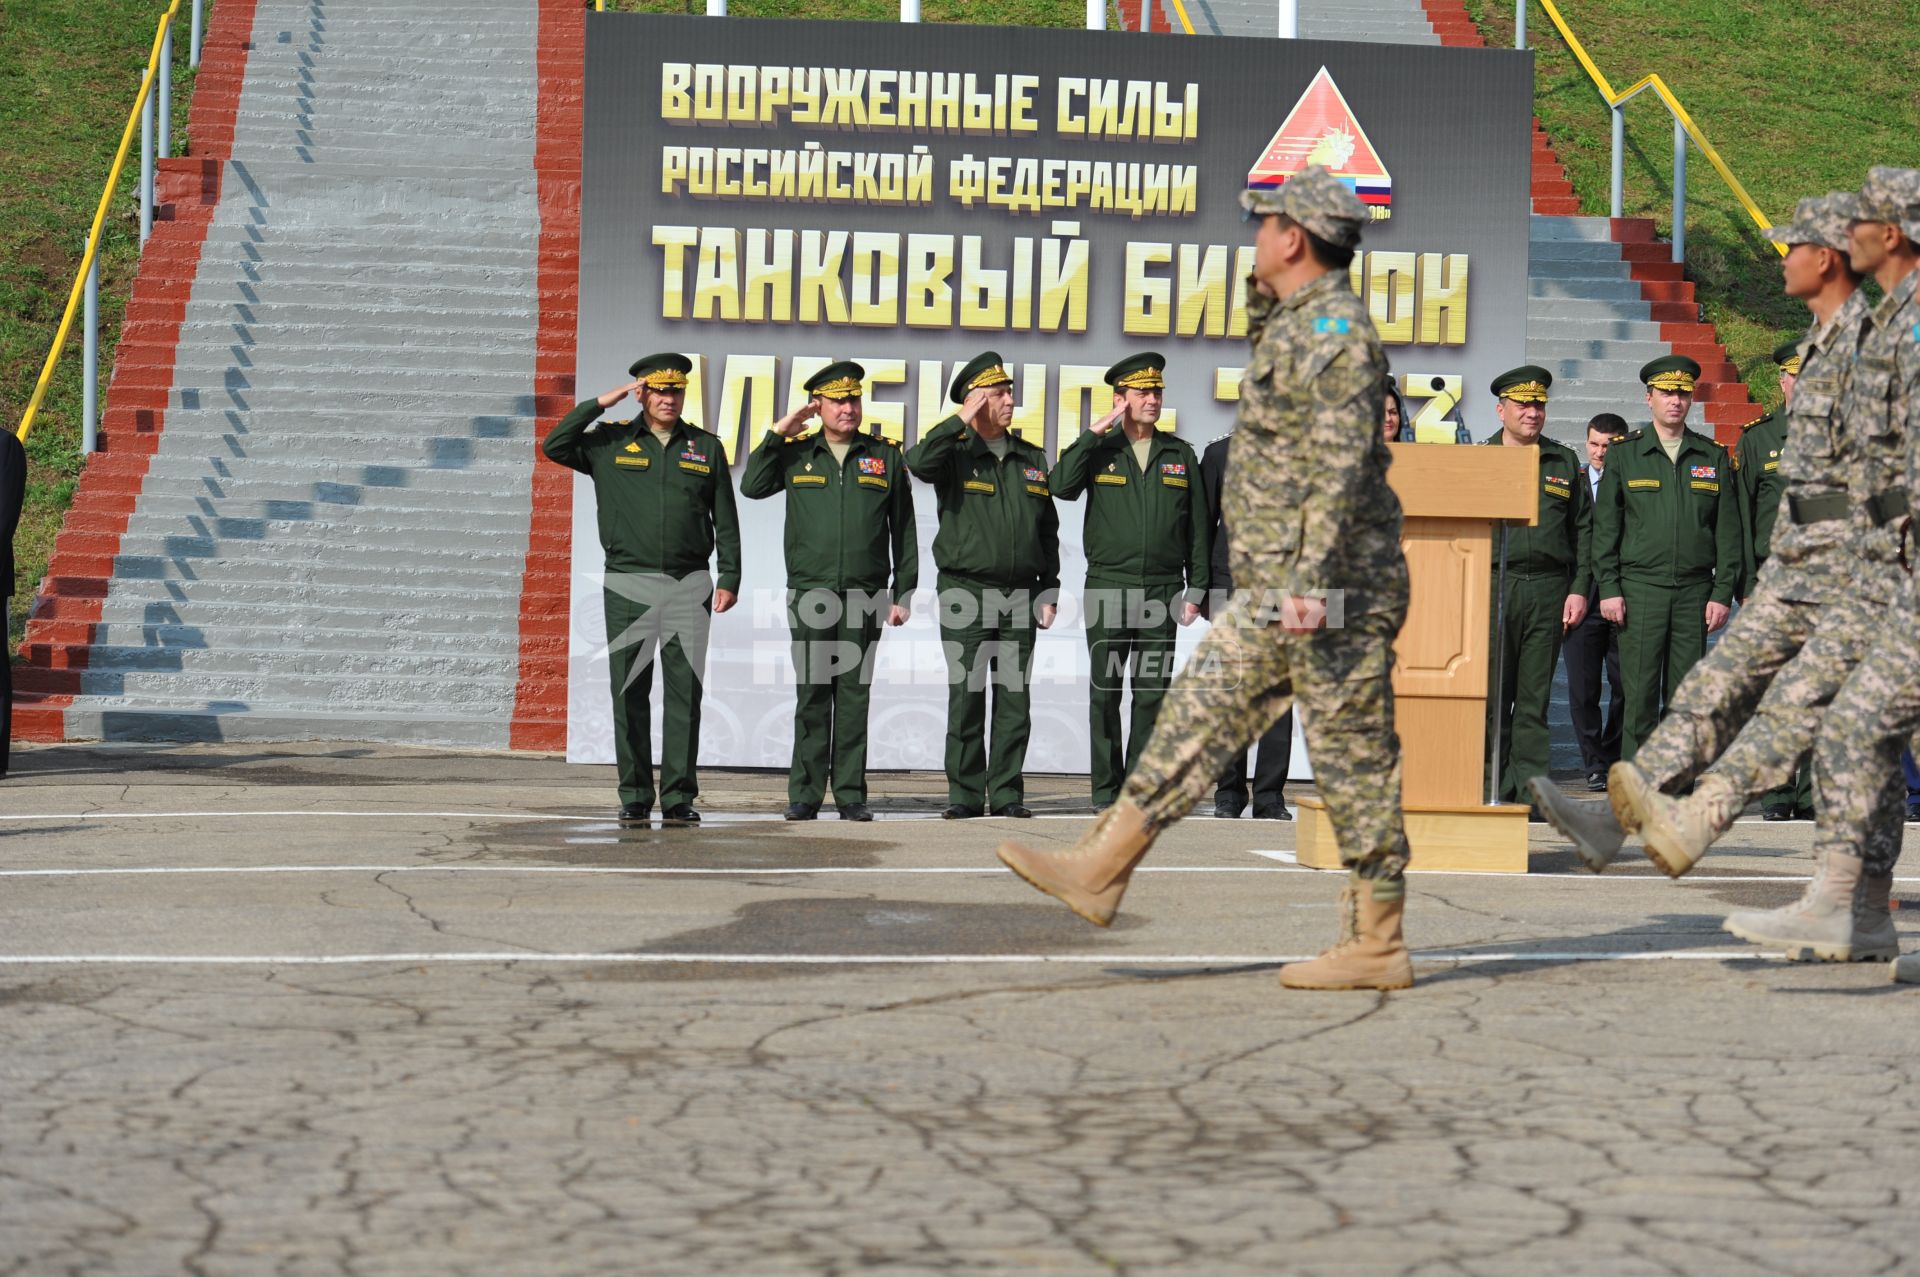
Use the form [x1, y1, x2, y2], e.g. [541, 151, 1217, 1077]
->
[1294, 443, 1542, 874]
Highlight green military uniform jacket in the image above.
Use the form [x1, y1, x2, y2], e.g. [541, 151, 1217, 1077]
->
[1592, 425, 1742, 606]
[1480, 433, 1592, 594]
[1050, 425, 1210, 599]
[1732, 409, 1788, 596]
[904, 416, 1061, 592]
[739, 428, 918, 603]
[543, 399, 743, 591]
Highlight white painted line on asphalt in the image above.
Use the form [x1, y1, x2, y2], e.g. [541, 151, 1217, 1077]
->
[0, 864, 1879, 882]
[0, 949, 1797, 967]
[0, 810, 607, 823]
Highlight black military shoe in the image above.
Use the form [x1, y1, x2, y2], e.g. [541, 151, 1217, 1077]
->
[662, 803, 701, 824]
[1252, 802, 1293, 822]
[1212, 798, 1244, 819]
[784, 802, 820, 821]
[618, 803, 651, 824]
[839, 803, 874, 822]
[1909, 803, 1920, 824]
[992, 803, 1034, 818]
[1793, 806, 1817, 822]
[942, 804, 983, 820]
[1762, 805, 1794, 822]
[1090, 801, 1111, 814]
[1586, 770, 1608, 792]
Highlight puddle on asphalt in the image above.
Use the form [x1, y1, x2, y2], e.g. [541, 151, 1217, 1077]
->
[587, 895, 1145, 982]
[459, 816, 891, 870]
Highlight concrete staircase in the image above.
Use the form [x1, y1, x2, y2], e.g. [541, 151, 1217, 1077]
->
[1150, 0, 1440, 43]
[18, 0, 543, 746]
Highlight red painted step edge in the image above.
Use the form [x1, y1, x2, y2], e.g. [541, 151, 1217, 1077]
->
[508, 0, 585, 753]
[12, 0, 261, 742]
[1417, 0, 1756, 441]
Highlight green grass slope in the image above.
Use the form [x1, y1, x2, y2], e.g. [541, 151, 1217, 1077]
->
[1465, 0, 1920, 410]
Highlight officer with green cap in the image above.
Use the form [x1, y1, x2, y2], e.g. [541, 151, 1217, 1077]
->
[1051, 353, 1210, 811]
[1483, 365, 1591, 806]
[1736, 338, 1814, 819]
[740, 362, 917, 823]
[1591, 354, 1742, 758]
[543, 353, 742, 824]
[905, 351, 1060, 819]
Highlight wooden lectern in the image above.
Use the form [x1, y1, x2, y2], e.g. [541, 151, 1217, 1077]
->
[1296, 443, 1541, 874]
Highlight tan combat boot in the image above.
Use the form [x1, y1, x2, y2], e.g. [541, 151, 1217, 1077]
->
[1891, 954, 1920, 984]
[1280, 879, 1414, 991]
[1528, 776, 1627, 872]
[1606, 760, 1657, 836]
[1635, 775, 1743, 879]
[1723, 849, 1894, 961]
[997, 800, 1154, 927]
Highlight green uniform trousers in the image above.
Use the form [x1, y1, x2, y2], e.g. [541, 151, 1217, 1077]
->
[1084, 578, 1182, 806]
[1489, 571, 1570, 803]
[786, 588, 885, 808]
[1762, 761, 1815, 815]
[604, 577, 710, 810]
[1617, 578, 1713, 760]
[937, 577, 1040, 810]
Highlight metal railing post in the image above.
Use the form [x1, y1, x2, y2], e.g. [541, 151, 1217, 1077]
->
[1671, 115, 1686, 263]
[190, 0, 205, 68]
[1515, 0, 1526, 48]
[901, 0, 920, 19]
[1610, 104, 1624, 217]
[1086, 0, 1104, 29]
[159, 21, 174, 160]
[706, 0, 726, 13]
[139, 73, 155, 246]
[83, 235, 100, 455]
[1277, 0, 1297, 38]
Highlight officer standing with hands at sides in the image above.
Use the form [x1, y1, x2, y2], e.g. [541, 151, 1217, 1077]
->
[542, 354, 741, 826]
[740, 362, 917, 823]
[998, 167, 1419, 991]
[1735, 340, 1815, 821]
[905, 352, 1061, 820]
[1590, 355, 1742, 758]
[1562, 414, 1629, 790]
[1050, 353, 1209, 812]
[1199, 426, 1294, 820]
[1483, 367, 1591, 809]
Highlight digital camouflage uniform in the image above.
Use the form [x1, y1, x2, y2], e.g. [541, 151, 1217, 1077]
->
[1625, 196, 1898, 859]
[1121, 255, 1409, 882]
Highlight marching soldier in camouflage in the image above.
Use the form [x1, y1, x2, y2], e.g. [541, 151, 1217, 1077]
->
[740, 362, 917, 823]
[1589, 355, 1744, 759]
[997, 166, 1416, 992]
[1483, 366, 1591, 806]
[906, 351, 1061, 819]
[1530, 189, 1903, 966]
[1737, 340, 1815, 820]
[543, 353, 742, 825]
[1051, 353, 1209, 810]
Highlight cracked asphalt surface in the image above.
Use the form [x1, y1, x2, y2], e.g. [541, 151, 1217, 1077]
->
[2, 741, 1917, 1275]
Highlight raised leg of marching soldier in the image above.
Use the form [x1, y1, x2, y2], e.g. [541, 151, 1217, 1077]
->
[1085, 579, 1179, 808]
[997, 598, 1413, 989]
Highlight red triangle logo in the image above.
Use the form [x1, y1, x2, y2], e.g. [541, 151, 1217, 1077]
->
[1248, 67, 1393, 217]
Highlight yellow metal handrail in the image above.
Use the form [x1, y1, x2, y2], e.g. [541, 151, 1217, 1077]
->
[1528, 0, 1781, 256]
[14, 0, 183, 443]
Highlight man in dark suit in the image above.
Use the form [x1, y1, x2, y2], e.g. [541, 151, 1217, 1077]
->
[1561, 414, 1627, 790]
[0, 427, 25, 777]
[1196, 429, 1292, 819]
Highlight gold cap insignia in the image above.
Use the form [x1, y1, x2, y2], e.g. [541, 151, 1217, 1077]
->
[1114, 368, 1166, 391]
[1646, 371, 1696, 393]
[966, 364, 1014, 392]
[640, 369, 690, 391]
[1501, 381, 1549, 404]
[1780, 357, 1803, 376]
[813, 375, 863, 400]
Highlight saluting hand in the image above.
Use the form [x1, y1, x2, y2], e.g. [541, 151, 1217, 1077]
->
[597, 379, 645, 410]
[773, 398, 822, 438]
[959, 388, 991, 430]
[1089, 397, 1128, 436]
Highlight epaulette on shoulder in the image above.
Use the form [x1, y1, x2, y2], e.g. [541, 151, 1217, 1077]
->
[1622, 428, 1645, 441]
[788, 429, 819, 445]
[1738, 410, 1769, 431]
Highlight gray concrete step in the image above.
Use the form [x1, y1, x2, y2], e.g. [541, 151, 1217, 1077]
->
[164, 387, 539, 414]
[94, 575, 522, 613]
[1529, 317, 1668, 342]
[114, 521, 532, 557]
[71, 668, 515, 710]
[1529, 278, 1649, 302]
[86, 596, 526, 638]
[76, 643, 516, 682]
[109, 555, 534, 595]
[87, 620, 518, 657]
[1530, 215, 1632, 242]
[55, 703, 513, 749]
[179, 300, 539, 328]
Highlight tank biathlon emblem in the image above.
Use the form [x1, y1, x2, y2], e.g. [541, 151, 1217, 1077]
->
[1248, 66, 1393, 221]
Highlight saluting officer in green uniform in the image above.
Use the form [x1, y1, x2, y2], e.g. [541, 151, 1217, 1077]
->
[543, 353, 742, 824]
[740, 362, 917, 823]
[1483, 366, 1591, 805]
[1051, 353, 1209, 810]
[905, 351, 1061, 819]
[1736, 339, 1814, 820]
[1592, 355, 1743, 759]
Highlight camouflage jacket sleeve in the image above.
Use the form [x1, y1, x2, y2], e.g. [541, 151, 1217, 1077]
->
[1287, 316, 1390, 600]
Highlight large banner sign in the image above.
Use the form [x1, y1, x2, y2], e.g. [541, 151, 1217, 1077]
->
[572, 14, 1534, 771]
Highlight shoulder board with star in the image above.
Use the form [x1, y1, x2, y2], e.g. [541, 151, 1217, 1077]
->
[1737, 410, 1769, 431]
[787, 429, 819, 445]
[1621, 429, 1645, 442]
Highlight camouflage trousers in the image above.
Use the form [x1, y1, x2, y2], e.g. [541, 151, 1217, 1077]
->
[1634, 586, 1898, 865]
[1812, 589, 1920, 877]
[1121, 599, 1411, 878]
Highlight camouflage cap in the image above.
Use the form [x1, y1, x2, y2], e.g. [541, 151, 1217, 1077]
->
[1239, 165, 1368, 250]
[1763, 194, 1852, 253]
[1855, 166, 1920, 242]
